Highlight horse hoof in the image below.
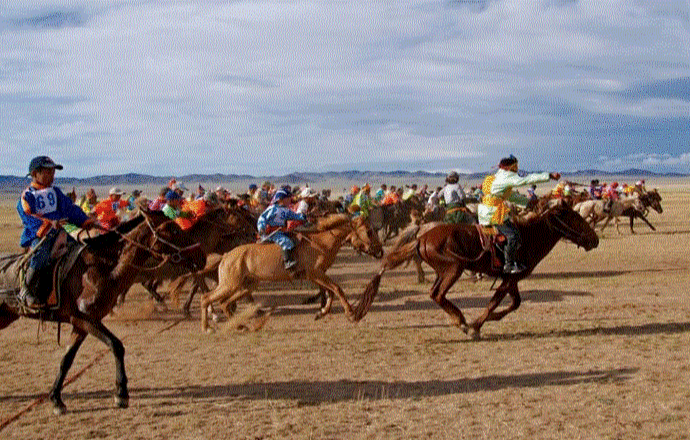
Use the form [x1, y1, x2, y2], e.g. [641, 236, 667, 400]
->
[205, 327, 215, 334]
[211, 313, 220, 323]
[459, 324, 469, 334]
[114, 395, 129, 409]
[469, 328, 482, 341]
[314, 313, 323, 321]
[52, 403, 67, 416]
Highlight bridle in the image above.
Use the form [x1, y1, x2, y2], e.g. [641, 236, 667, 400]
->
[111, 217, 202, 271]
[544, 209, 586, 245]
[345, 218, 383, 258]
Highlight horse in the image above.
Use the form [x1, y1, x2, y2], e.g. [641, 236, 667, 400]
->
[575, 196, 644, 234]
[615, 189, 663, 234]
[639, 189, 663, 216]
[370, 196, 425, 243]
[200, 214, 383, 333]
[129, 206, 257, 307]
[353, 200, 599, 340]
[0, 209, 206, 414]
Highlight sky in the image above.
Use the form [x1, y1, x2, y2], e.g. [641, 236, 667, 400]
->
[1, 0, 689, 178]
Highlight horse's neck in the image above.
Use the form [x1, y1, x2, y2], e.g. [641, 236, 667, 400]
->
[311, 225, 350, 253]
[109, 230, 155, 294]
[519, 218, 561, 266]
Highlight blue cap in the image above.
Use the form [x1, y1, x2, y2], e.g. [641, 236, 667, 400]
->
[249, 183, 258, 190]
[271, 189, 291, 204]
[165, 190, 182, 201]
[28, 156, 63, 175]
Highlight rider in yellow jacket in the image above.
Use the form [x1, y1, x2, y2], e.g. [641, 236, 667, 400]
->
[477, 155, 560, 274]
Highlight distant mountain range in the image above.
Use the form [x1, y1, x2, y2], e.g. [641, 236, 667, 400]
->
[0, 168, 686, 193]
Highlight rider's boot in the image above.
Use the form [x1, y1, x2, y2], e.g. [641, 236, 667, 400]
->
[502, 246, 525, 275]
[282, 248, 298, 273]
[18, 267, 44, 308]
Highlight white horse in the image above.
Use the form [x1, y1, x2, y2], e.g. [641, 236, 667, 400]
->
[574, 196, 644, 234]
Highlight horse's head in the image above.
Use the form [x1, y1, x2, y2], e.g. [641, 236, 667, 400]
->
[544, 200, 599, 251]
[643, 190, 663, 214]
[140, 209, 207, 271]
[347, 215, 384, 258]
[224, 207, 258, 234]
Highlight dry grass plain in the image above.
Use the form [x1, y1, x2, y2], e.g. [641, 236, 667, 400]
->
[1, 180, 690, 439]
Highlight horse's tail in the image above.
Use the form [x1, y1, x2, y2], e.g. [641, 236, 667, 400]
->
[352, 235, 420, 322]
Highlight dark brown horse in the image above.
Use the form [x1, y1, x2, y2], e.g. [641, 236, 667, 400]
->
[353, 200, 599, 339]
[0, 209, 205, 414]
[130, 206, 257, 307]
[618, 189, 663, 234]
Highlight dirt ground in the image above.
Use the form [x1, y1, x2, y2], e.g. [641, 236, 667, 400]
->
[2, 182, 690, 439]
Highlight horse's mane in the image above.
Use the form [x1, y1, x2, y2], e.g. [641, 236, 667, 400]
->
[82, 214, 147, 250]
[513, 201, 570, 227]
[316, 214, 351, 231]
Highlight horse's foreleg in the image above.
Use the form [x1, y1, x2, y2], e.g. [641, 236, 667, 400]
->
[69, 312, 128, 409]
[311, 273, 349, 321]
[629, 214, 636, 234]
[599, 215, 611, 232]
[201, 285, 232, 333]
[302, 287, 328, 307]
[414, 257, 425, 283]
[468, 279, 520, 340]
[49, 327, 87, 415]
[142, 278, 165, 304]
[429, 266, 468, 331]
[184, 275, 210, 317]
[167, 276, 187, 308]
[636, 211, 656, 231]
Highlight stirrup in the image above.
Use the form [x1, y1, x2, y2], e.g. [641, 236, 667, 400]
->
[19, 290, 45, 309]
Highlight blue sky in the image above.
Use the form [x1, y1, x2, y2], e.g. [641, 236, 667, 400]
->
[1, 0, 689, 178]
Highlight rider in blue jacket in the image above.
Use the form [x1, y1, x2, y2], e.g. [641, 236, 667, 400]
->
[257, 189, 306, 271]
[17, 156, 96, 308]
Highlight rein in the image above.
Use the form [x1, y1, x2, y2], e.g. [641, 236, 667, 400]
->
[545, 212, 585, 243]
[106, 217, 202, 270]
[345, 220, 382, 258]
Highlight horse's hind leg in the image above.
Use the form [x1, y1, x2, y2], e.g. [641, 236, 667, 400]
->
[429, 265, 468, 331]
[469, 279, 520, 339]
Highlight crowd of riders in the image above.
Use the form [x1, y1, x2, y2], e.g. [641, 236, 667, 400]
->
[16, 154, 654, 308]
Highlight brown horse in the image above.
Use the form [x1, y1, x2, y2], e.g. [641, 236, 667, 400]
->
[200, 214, 383, 332]
[0, 209, 205, 414]
[354, 200, 599, 340]
[130, 206, 257, 307]
[166, 206, 258, 316]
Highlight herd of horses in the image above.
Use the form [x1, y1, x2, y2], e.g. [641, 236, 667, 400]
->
[0, 185, 663, 414]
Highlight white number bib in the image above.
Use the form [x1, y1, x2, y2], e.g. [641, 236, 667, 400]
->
[32, 188, 59, 216]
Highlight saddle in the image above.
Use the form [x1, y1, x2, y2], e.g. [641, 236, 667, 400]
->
[0, 231, 85, 313]
[475, 225, 507, 272]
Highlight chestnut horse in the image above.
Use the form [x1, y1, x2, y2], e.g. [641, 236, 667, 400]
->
[354, 200, 599, 339]
[201, 214, 383, 332]
[0, 209, 205, 414]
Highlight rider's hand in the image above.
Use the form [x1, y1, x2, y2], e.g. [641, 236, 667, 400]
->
[549, 172, 561, 180]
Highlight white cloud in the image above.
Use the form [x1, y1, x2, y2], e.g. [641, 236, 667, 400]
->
[1, 0, 689, 177]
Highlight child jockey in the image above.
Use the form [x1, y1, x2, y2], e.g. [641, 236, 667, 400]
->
[257, 189, 306, 271]
[17, 156, 96, 308]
